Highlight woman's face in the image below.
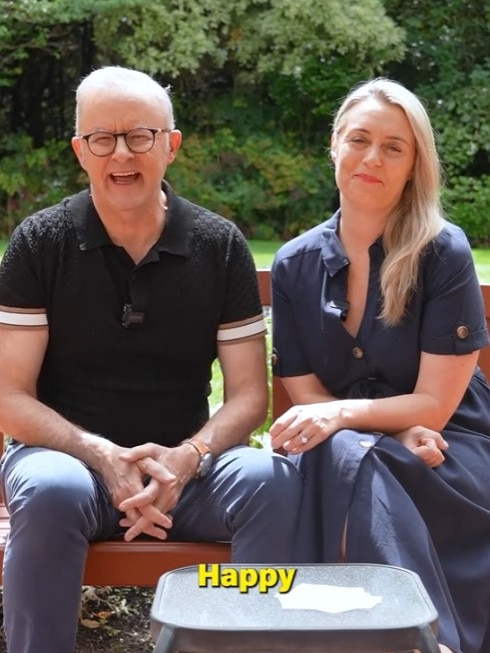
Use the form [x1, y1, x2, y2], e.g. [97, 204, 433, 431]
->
[331, 96, 416, 219]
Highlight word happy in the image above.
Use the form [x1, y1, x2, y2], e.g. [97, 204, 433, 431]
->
[197, 563, 297, 594]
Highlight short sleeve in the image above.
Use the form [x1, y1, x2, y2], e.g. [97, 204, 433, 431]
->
[419, 224, 489, 355]
[271, 251, 311, 377]
[217, 225, 266, 343]
[0, 218, 49, 327]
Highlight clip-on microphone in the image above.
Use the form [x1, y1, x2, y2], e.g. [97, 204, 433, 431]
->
[328, 299, 350, 321]
[121, 303, 145, 328]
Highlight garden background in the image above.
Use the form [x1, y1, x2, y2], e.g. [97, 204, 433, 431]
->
[0, 1, 489, 651]
[0, 0, 488, 248]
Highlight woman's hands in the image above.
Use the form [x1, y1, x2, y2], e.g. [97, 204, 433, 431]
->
[270, 403, 344, 453]
[270, 403, 448, 468]
[393, 425, 448, 467]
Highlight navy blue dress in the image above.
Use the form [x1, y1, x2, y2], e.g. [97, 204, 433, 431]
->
[272, 212, 490, 653]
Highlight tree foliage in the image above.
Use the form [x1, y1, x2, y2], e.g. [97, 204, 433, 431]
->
[383, 0, 490, 243]
[92, 0, 404, 78]
[384, 0, 489, 92]
[0, 0, 487, 244]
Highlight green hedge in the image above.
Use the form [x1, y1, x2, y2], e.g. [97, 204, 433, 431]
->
[0, 130, 487, 246]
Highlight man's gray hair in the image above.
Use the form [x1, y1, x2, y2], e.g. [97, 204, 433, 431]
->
[75, 66, 175, 133]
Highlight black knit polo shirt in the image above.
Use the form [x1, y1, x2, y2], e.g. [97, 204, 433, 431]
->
[0, 183, 265, 447]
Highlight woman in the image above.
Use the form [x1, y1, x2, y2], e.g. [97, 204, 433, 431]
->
[270, 78, 490, 653]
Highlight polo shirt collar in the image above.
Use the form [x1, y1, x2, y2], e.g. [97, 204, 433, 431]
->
[153, 181, 193, 258]
[69, 181, 193, 258]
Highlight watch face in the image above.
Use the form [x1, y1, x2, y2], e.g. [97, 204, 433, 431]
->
[198, 452, 214, 477]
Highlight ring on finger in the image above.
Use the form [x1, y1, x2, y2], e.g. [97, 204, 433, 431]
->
[299, 433, 309, 444]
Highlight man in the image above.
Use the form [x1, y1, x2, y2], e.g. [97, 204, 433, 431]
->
[0, 66, 302, 653]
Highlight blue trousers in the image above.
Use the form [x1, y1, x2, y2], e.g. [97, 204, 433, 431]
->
[1, 442, 303, 653]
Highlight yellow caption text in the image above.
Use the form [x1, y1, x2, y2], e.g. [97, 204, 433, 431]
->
[197, 563, 297, 594]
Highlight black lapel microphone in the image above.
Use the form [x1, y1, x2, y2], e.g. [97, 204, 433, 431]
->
[121, 303, 145, 328]
[328, 299, 350, 321]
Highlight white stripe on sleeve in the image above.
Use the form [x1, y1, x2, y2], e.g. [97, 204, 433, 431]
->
[0, 310, 48, 327]
[217, 317, 266, 342]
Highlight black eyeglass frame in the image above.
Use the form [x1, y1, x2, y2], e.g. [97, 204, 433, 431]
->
[78, 127, 172, 156]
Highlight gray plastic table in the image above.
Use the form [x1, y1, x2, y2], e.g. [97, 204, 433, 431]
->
[150, 563, 439, 653]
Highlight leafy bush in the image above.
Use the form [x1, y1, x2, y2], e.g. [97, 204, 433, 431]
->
[0, 133, 82, 235]
[168, 128, 335, 240]
[431, 65, 490, 245]
[443, 176, 490, 246]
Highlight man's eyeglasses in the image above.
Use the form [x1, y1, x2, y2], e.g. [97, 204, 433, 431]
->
[79, 127, 172, 156]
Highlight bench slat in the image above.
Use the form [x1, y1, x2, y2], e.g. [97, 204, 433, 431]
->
[84, 541, 231, 586]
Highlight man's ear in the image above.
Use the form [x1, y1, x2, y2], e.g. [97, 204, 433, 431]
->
[71, 136, 87, 170]
[167, 130, 182, 163]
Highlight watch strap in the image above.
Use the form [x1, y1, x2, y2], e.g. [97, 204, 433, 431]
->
[182, 438, 210, 457]
[181, 439, 212, 477]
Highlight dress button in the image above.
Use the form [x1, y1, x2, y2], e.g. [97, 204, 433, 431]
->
[456, 325, 469, 339]
[352, 346, 364, 359]
[359, 440, 373, 448]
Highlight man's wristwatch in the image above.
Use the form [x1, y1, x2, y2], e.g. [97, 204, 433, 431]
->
[181, 439, 214, 478]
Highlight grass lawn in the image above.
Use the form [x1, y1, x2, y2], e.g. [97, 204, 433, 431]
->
[251, 240, 490, 283]
[472, 249, 490, 284]
[248, 240, 282, 269]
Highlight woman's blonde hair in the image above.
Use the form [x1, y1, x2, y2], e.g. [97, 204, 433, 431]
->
[333, 78, 445, 325]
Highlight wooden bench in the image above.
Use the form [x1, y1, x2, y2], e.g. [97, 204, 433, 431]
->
[0, 271, 488, 587]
